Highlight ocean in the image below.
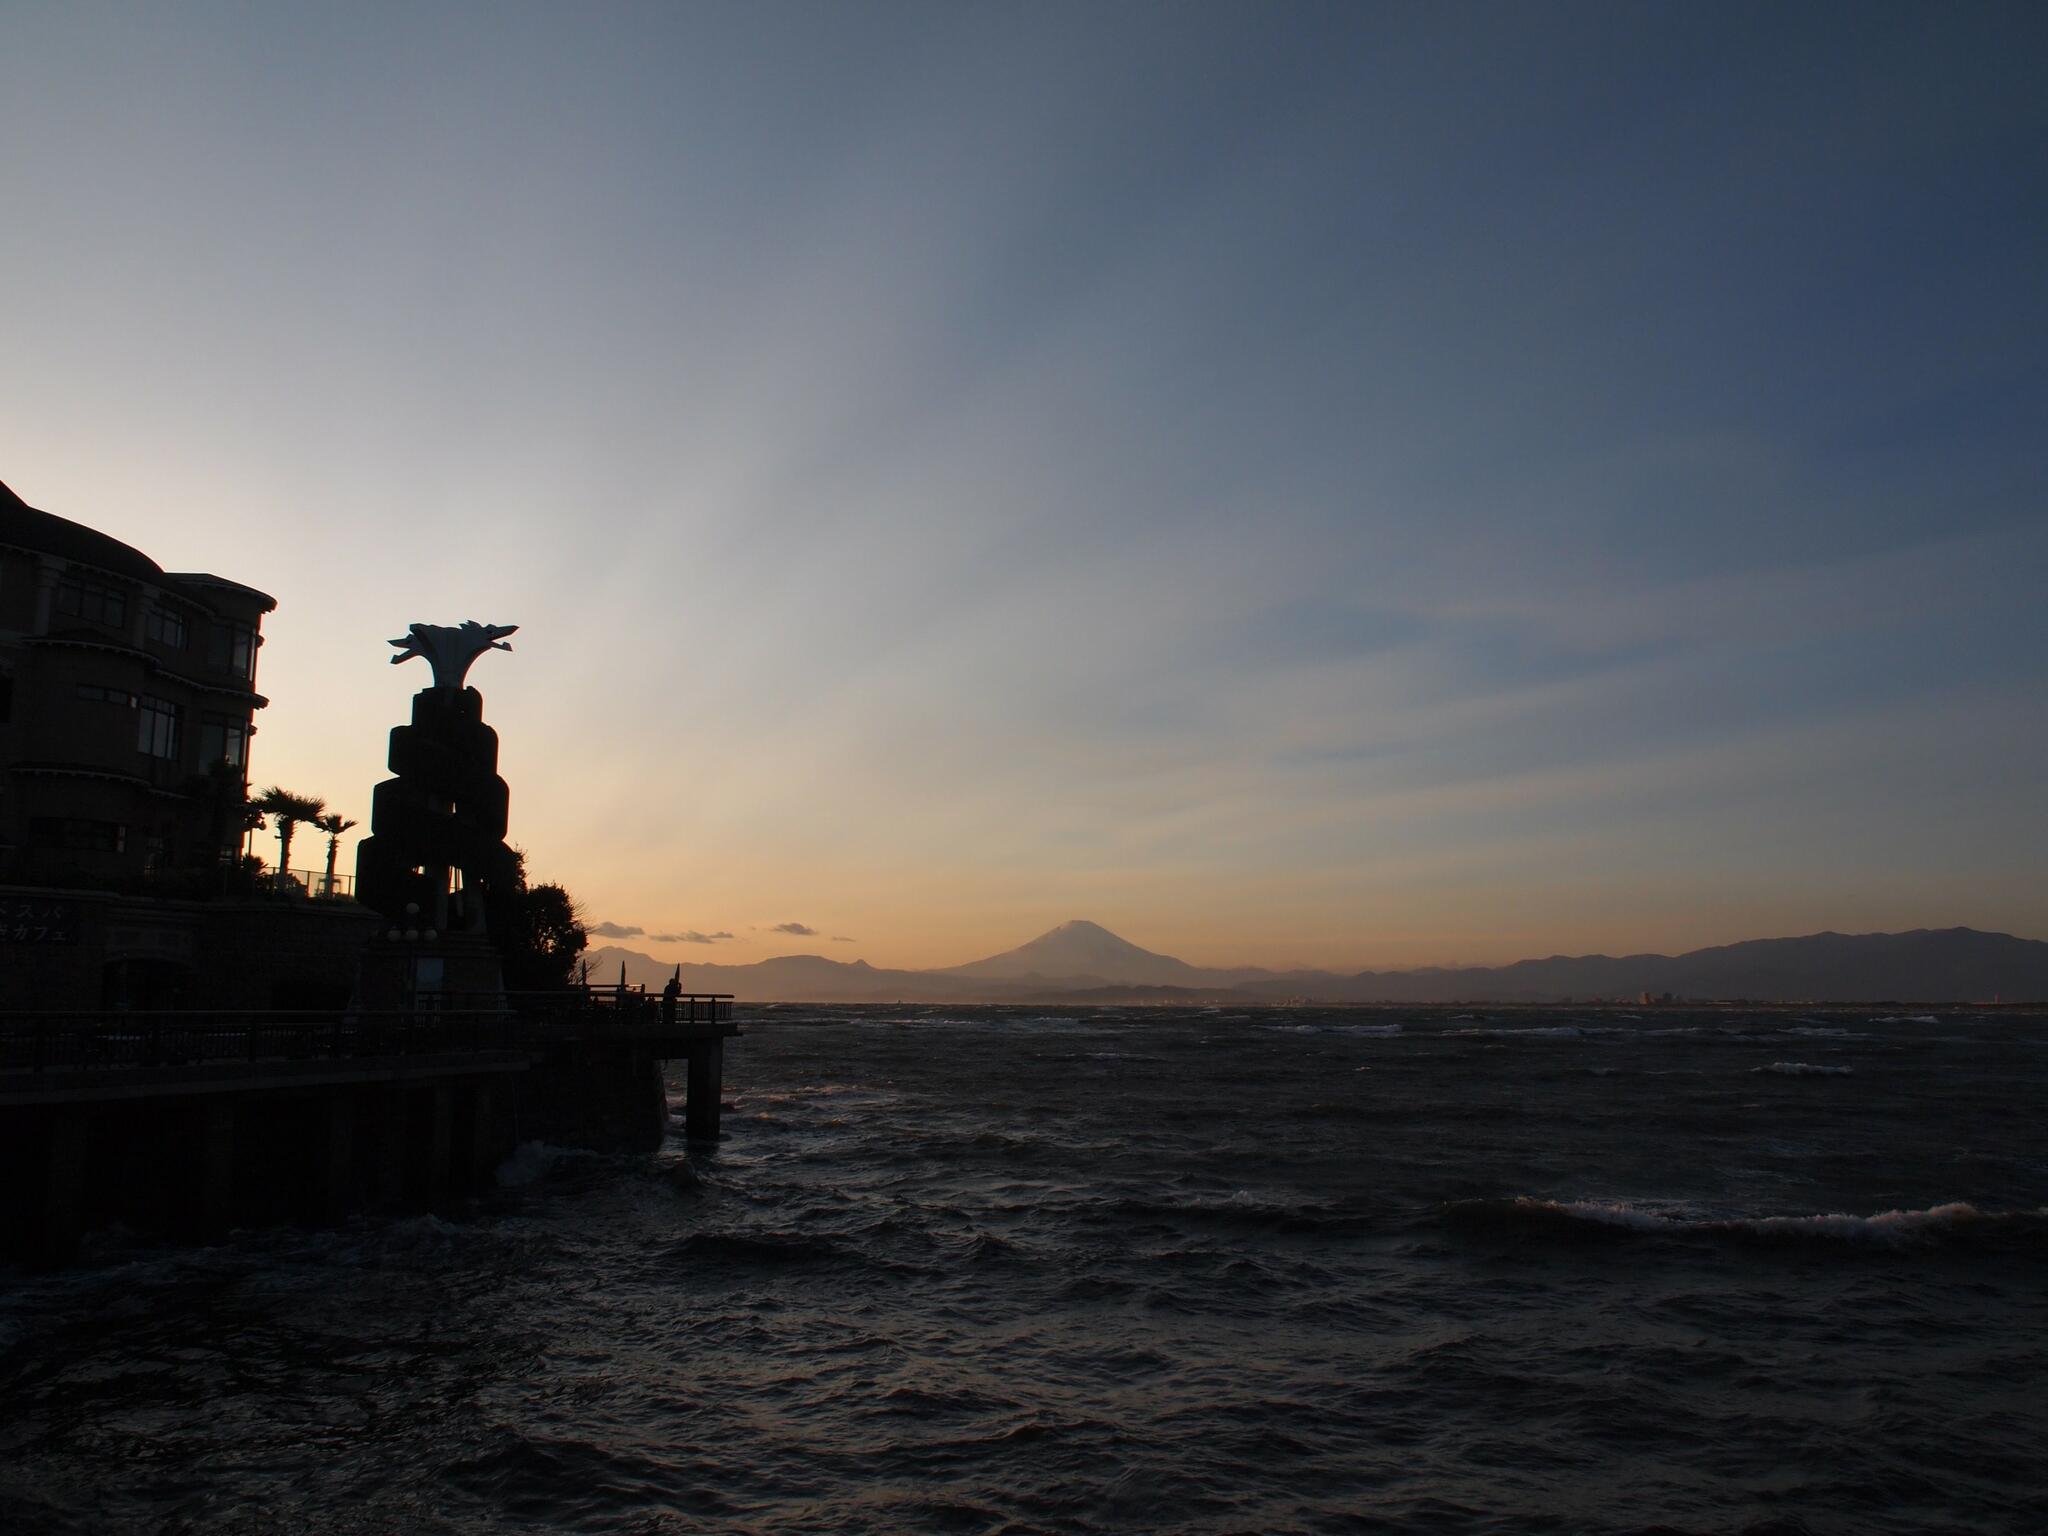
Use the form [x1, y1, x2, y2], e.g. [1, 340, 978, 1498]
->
[2, 1005, 2044, 1534]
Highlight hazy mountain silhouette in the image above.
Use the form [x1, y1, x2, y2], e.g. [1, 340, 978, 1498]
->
[935, 919, 1269, 988]
[1236, 927, 2048, 1004]
[593, 922, 2048, 1004]
[586, 944, 985, 1002]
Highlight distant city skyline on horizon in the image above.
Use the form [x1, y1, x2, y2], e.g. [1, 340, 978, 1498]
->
[4, 5, 2043, 971]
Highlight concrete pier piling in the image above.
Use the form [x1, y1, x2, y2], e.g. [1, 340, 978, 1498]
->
[43, 1110, 89, 1260]
[323, 1091, 355, 1222]
[200, 1097, 236, 1237]
[685, 1035, 724, 1142]
[468, 1081, 499, 1186]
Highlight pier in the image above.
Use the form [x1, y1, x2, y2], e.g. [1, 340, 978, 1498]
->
[0, 988, 736, 1265]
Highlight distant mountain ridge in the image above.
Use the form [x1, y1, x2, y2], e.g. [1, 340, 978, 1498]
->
[931, 919, 1269, 988]
[583, 921, 2048, 1005]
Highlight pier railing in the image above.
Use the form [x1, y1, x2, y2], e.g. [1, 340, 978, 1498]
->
[0, 992, 735, 1075]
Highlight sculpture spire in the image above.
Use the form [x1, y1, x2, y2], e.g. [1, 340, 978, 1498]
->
[387, 620, 518, 692]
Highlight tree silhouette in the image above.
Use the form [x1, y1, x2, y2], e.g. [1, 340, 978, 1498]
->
[254, 787, 326, 884]
[312, 812, 359, 897]
[486, 847, 589, 989]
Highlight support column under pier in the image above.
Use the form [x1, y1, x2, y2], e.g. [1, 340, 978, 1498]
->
[684, 1037, 724, 1142]
[425, 1086, 453, 1205]
[199, 1097, 236, 1237]
[636, 1049, 666, 1151]
[44, 1110, 90, 1264]
[323, 1091, 356, 1222]
[469, 1082, 499, 1185]
[369, 1083, 408, 1210]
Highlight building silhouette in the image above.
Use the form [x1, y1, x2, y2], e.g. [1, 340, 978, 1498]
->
[1, 479, 372, 1007]
[0, 478, 274, 886]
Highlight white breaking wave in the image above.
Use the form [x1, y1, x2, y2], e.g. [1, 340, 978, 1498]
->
[1737, 1204, 1985, 1239]
[1756, 1061, 1854, 1076]
[1265, 1020, 1401, 1034]
[1533, 1198, 1680, 1231]
[1498, 1196, 2028, 1241]
[1447, 1025, 1586, 1039]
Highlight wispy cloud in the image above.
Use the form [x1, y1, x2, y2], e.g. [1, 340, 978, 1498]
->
[7, 8, 2039, 968]
[831, 936, 856, 943]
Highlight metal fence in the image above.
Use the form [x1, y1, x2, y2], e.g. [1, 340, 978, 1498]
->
[264, 868, 356, 899]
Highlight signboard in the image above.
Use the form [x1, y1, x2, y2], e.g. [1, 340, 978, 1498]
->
[1, 897, 80, 944]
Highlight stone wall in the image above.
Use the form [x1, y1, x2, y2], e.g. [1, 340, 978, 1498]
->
[0, 883, 378, 1010]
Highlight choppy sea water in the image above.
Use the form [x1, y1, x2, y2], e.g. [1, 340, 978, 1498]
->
[3, 1005, 2046, 1535]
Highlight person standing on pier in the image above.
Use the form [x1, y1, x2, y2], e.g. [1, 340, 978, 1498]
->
[661, 967, 681, 1028]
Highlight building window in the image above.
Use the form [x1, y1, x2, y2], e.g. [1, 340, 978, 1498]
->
[199, 714, 249, 769]
[29, 817, 127, 854]
[145, 607, 189, 649]
[78, 683, 139, 707]
[137, 695, 182, 760]
[208, 620, 257, 680]
[55, 577, 127, 628]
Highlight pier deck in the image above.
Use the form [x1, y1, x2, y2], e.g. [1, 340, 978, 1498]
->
[0, 990, 738, 1264]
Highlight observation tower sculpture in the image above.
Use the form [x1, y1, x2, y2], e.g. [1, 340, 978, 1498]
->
[354, 622, 522, 1002]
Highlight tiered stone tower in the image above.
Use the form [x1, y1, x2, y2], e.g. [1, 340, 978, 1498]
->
[353, 621, 521, 1006]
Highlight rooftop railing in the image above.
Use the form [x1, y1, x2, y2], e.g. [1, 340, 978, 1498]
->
[261, 868, 355, 900]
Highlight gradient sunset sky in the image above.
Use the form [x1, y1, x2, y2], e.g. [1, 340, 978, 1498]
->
[4, 3, 2044, 970]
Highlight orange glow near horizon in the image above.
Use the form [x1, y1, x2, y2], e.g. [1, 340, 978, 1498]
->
[3, 5, 2043, 973]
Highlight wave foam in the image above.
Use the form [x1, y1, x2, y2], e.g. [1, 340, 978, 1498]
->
[1447, 1196, 2042, 1246]
[1267, 1019, 1400, 1035]
[1447, 1025, 1585, 1039]
[1756, 1061, 1854, 1076]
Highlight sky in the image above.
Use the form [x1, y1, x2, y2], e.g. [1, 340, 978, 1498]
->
[3, 2, 2045, 971]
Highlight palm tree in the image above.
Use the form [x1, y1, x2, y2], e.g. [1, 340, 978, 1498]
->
[313, 812, 358, 898]
[254, 787, 326, 888]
